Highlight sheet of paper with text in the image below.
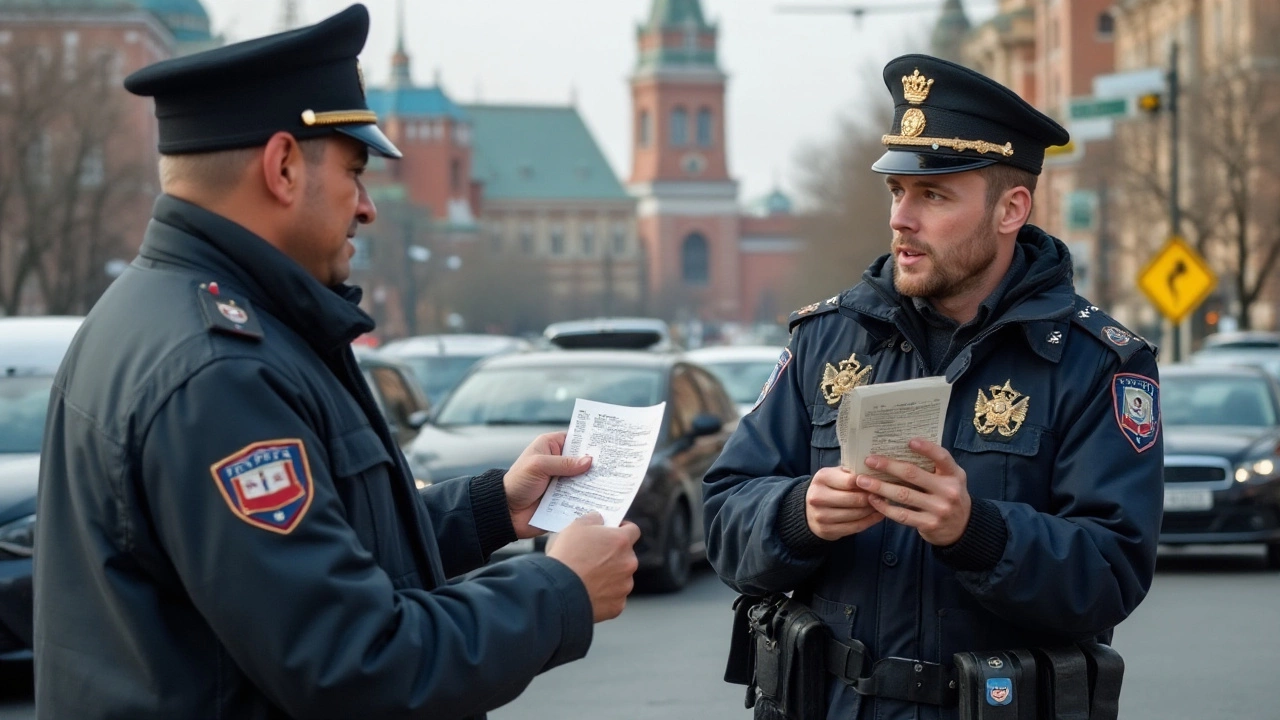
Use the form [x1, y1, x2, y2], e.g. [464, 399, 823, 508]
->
[837, 376, 952, 483]
[530, 399, 667, 532]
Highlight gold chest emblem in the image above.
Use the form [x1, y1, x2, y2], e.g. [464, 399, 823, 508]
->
[974, 380, 1029, 437]
[820, 353, 873, 405]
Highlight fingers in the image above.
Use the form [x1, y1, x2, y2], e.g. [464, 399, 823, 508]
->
[572, 511, 604, 526]
[812, 466, 861, 492]
[522, 431, 569, 457]
[523, 453, 593, 479]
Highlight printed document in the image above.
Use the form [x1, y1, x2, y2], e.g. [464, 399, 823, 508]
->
[530, 399, 666, 532]
[837, 376, 952, 482]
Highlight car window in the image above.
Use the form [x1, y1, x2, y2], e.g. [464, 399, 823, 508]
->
[1162, 375, 1279, 427]
[435, 366, 664, 426]
[668, 366, 707, 438]
[699, 359, 778, 406]
[402, 355, 485, 405]
[0, 375, 55, 454]
[688, 366, 738, 422]
[369, 366, 421, 428]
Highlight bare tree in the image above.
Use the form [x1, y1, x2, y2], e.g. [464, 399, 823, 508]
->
[0, 39, 149, 315]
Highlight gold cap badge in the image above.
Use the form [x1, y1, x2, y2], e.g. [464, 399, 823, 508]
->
[900, 108, 926, 137]
[902, 69, 934, 104]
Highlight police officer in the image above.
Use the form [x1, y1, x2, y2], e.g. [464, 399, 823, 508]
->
[705, 54, 1163, 719]
[35, 6, 640, 719]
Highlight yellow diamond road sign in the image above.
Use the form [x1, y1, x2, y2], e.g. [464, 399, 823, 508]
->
[1137, 236, 1217, 324]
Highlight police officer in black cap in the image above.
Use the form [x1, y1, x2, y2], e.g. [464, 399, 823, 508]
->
[706, 54, 1163, 719]
[35, 5, 640, 718]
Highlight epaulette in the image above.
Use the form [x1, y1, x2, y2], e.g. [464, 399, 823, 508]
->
[1068, 296, 1154, 362]
[787, 294, 842, 331]
[197, 281, 264, 341]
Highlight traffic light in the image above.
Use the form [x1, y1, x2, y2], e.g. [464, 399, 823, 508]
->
[1137, 92, 1162, 113]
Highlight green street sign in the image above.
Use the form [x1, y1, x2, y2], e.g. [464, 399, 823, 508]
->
[1069, 97, 1128, 120]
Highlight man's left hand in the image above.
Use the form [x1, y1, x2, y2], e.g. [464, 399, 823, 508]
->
[856, 438, 971, 546]
[505, 432, 593, 539]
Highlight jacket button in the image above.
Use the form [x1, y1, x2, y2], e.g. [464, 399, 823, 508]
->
[900, 341, 913, 353]
[882, 551, 898, 566]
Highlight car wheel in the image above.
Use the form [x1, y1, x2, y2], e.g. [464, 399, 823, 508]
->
[638, 503, 692, 593]
[1267, 543, 1280, 570]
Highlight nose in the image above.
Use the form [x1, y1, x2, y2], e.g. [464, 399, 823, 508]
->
[356, 180, 377, 225]
[889, 193, 918, 236]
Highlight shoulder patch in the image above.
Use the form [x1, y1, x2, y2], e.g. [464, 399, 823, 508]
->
[210, 439, 314, 534]
[788, 294, 842, 331]
[198, 282, 263, 340]
[1112, 373, 1160, 453]
[1068, 296, 1154, 362]
[751, 348, 792, 412]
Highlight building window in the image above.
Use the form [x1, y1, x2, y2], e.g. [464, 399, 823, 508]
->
[550, 223, 566, 255]
[450, 158, 461, 193]
[670, 106, 688, 146]
[406, 124, 417, 140]
[520, 223, 535, 254]
[696, 108, 713, 147]
[611, 222, 628, 254]
[62, 31, 78, 80]
[639, 110, 651, 147]
[681, 232, 709, 284]
[1097, 11, 1114, 39]
[582, 223, 596, 255]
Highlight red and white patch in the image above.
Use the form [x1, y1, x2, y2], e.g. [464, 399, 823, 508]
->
[210, 439, 314, 534]
[1112, 373, 1160, 453]
[217, 301, 248, 325]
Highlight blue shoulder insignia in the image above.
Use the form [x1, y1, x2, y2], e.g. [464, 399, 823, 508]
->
[787, 294, 842, 331]
[1068, 296, 1155, 362]
[198, 282, 263, 341]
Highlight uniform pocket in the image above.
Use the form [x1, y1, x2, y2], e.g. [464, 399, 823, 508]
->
[329, 425, 392, 477]
[952, 424, 1048, 505]
[810, 404, 841, 468]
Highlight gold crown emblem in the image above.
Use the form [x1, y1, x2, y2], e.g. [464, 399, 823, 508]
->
[902, 69, 934, 104]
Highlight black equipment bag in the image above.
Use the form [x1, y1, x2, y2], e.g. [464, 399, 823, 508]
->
[955, 643, 1124, 720]
[725, 594, 829, 720]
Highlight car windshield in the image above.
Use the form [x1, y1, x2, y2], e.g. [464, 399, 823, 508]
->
[401, 356, 485, 404]
[700, 360, 778, 405]
[435, 366, 664, 426]
[0, 375, 55, 453]
[1161, 375, 1278, 427]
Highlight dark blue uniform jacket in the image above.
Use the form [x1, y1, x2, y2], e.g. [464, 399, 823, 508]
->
[35, 195, 592, 719]
[704, 227, 1164, 720]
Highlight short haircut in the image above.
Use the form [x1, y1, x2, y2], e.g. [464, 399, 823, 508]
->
[157, 137, 327, 195]
[980, 163, 1038, 212]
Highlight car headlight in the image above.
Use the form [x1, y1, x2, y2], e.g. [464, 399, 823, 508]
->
[0, 513, 35, 557]
[1234, 457, 1280, 483]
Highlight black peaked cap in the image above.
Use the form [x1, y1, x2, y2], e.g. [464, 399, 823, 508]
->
[125, 3, 400, 158]
[872, 53, 1068, 176]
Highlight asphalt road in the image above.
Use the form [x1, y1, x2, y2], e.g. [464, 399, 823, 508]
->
[3, 545, 1278, 719]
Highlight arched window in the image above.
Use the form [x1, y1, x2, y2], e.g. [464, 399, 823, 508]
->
[1096, 11, 1114, 38]
[639, 110, 651, 147]
[696, 108, 713, 147]
[681, 232, 709, 284]
[670, 106, 688, 146]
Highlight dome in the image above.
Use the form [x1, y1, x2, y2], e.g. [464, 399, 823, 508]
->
[137, 0, 211, 42]
[763, 189, 792, 216]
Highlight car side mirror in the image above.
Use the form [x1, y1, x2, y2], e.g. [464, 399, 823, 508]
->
[690, 413, 723, 437]
[408, 409, 431, 429]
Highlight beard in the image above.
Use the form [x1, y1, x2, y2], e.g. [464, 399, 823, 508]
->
[892, 208, 999, 300]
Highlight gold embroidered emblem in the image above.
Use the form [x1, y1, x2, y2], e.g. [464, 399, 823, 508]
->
[900, 108, 926, 137]
[796, 302, 820, 316]
[820, 353, 873, 406]
[973, 380, 1029, 437]
[902, 69, 934, 104]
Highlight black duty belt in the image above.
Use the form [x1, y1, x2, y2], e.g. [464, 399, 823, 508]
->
[825, 637, 959, 706]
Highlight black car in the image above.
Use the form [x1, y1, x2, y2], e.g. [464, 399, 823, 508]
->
[1160, 364, 1280, 568]
[406, 350, 738, 592]
[354, 349, 432, 453]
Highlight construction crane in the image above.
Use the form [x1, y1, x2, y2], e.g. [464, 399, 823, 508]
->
[777, 2, 989, 29]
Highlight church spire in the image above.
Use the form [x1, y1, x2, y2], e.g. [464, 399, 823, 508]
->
[389, 0, 412, 87]
[635, 0, 720, 74]
[930, 0, 972, 64]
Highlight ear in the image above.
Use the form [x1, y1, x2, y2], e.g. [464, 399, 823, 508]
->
[994, 185, 1033, 235]
[259, 132, 307, 207]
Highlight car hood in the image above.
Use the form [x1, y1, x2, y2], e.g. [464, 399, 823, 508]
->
[1164, 426, 1280, 461]
[0, 454, 40, 521]
[409, 424, 564, 480]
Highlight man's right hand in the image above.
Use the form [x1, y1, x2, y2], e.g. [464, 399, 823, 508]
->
[806, 466, 885, 541]
[546, 512, 641, 623]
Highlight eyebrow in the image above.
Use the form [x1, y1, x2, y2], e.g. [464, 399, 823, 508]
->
[886, 176, 956, 193]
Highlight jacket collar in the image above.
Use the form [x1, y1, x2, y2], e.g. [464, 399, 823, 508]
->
[138, 194, 374, 353]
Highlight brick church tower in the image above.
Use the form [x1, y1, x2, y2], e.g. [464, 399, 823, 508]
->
[629, 0, 741, 322]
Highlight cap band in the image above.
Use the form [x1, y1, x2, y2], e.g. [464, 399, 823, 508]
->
[881, 134, 1014, 157]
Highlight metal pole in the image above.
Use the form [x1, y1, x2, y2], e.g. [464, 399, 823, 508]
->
[1168, 41, 1183, 361]
[402, 217, 418, 336]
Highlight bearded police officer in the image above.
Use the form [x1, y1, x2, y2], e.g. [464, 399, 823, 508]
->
[35, 6, 640, 719]
[706, 54, 1163, 719]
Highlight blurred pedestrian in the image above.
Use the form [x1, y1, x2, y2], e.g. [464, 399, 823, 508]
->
[705, 54, 1163, 719]
[35, 5, 639, 719]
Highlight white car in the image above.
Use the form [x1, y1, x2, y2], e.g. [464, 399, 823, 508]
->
[685, 345, 787, 416]
[378, 334, 531, 407]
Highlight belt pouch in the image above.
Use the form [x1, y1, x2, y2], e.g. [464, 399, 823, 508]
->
[1081, 643, 1124, 720]
[954, 649, 1038, 720]
[748, 596, 829, 720]
[1032, 645, 1090, 720]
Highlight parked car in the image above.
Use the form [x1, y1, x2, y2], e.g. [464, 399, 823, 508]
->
[1199, 331, 1280, 351]
[1159, 364, 1280, 568]
[0, 316, 84, 661]
[406, 350, 738, 591]
[354, 349, 432, 452]
[543, 317, 676, 352]
[685, 345, 787, 416]
[378, 334, 530, 406]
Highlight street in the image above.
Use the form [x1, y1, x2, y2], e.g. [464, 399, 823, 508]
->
[2, 545, 1277, 719]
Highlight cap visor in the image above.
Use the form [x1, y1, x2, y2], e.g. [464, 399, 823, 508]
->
[335, 124, 402, 159]
[871, 150, 996, 175]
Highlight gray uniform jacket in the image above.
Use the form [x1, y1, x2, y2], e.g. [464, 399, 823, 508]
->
[704, 227, 1164, 720]
[34, 195, 592, 719]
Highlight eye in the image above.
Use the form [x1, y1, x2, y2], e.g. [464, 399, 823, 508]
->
[924, 190, 943, 200]
[888, 186, 904, 198]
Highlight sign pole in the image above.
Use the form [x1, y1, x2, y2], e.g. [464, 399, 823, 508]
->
[1167, 41, 1182, 361]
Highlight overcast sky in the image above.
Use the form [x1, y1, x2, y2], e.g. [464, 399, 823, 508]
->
[203, 0, 995, 204]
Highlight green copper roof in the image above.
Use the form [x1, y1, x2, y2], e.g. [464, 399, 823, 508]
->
[634, 0, 720, 72]
[464, 104, 628, 202]
[367, 86, 469, 121]
[643, 0, 709, 31]
[0, 0, 213, 42]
